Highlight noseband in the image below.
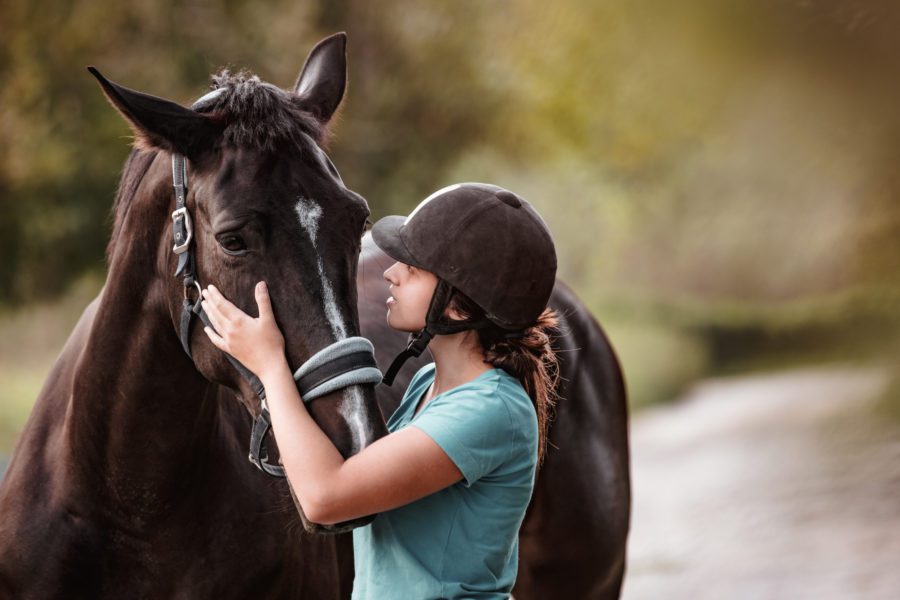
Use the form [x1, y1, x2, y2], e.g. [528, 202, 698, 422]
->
[169, 93, 382, 477]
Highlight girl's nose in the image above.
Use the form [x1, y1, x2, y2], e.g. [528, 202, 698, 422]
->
[383, 261, 401, 284]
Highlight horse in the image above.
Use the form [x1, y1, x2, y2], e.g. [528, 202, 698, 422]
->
[0, 31, 631, 599]
[357, 240, 632, 599]
[0, 33, 386, 598]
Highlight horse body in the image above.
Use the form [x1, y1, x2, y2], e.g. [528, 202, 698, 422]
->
[358, 238, 632, 599]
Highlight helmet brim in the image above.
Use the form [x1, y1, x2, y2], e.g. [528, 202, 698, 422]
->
[370, 215, 427, 269]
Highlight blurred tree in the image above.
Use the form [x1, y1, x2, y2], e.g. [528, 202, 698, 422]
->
[1, 0, 898, 366]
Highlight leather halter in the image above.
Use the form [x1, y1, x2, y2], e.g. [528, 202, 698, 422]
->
[170, 93, 382, 477]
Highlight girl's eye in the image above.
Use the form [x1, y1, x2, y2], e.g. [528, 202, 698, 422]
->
[218, 234, 247, 254]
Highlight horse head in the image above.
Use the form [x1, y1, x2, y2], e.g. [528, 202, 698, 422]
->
[89, 32, 388, 534]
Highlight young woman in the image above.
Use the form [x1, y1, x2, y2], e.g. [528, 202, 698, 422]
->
[199, 182, 559, 599]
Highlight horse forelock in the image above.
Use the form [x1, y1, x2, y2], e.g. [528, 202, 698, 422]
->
[195, 68, 326, 154]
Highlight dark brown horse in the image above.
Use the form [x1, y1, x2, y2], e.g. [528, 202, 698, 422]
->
[0, 33, 387, 598]
[0, 31, 631, 599]
[357, 240, 632, 599]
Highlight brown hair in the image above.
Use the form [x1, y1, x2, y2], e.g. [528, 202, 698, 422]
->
[446, 289, 561, 468]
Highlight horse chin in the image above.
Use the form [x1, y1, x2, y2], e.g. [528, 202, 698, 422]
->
[287, 481, 378, 535]
[300, 513, 377, 535]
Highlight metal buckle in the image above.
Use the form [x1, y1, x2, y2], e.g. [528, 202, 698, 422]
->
[171, 207, 193, 254]
[183, 279, 202, 301]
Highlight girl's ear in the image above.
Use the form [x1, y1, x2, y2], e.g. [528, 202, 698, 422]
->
[292, 32, 347, 125]
[88, 66, 225, 159]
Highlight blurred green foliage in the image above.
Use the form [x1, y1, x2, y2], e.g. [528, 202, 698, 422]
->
[1, 0, 899, 425]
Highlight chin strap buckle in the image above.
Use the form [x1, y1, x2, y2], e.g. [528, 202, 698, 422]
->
[382, 328, 434, 386]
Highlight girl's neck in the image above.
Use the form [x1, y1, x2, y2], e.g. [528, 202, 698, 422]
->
[425, 330, 493, 396]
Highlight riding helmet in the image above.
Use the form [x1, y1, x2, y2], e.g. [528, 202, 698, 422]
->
[371, 182, 557, 385]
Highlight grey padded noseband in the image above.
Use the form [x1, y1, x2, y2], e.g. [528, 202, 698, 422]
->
[293, 337, 384, 402]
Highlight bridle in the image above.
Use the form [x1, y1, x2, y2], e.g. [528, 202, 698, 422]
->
[169, 91, 383, 478]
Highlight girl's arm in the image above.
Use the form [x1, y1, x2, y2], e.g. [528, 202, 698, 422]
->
[200, 282, 463, 525]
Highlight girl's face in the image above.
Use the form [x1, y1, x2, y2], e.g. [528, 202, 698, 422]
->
[383, 261, 440, 332]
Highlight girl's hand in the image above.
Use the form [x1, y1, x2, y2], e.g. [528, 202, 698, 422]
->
[200, 281, 286, 380]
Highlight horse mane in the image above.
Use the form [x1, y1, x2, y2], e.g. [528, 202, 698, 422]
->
[104, 68, 327, 267]
[196, 68, 327, 152]
[104, 148, 157, 267]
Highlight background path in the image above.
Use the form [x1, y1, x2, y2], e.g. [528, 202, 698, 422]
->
[622, 364, 899, 599]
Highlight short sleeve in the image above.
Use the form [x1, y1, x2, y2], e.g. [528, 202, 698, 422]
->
[411, 389, 515, 487]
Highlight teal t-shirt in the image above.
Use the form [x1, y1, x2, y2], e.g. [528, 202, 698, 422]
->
[351, 362, 538, 600]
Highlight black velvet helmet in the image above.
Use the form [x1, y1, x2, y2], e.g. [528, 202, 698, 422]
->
[371, 182, 557, 385]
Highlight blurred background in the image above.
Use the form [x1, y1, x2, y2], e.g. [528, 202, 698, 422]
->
[1, 0, 898, 597]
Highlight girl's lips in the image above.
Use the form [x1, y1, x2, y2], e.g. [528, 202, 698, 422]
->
[386, 297, 396, 306]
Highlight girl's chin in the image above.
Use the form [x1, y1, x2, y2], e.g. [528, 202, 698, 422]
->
[385, 314, 423, 334]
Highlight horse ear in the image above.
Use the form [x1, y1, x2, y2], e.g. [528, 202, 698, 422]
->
[293, 32, 347, 124]
[87, 67, 223, 159]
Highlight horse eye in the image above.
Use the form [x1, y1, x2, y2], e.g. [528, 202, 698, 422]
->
[218, 234, 247, 254]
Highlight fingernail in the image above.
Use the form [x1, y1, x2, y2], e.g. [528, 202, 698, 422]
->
[259, 281, 267, 292]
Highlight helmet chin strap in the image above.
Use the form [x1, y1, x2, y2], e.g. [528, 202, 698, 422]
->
[381, 278, 493, 386]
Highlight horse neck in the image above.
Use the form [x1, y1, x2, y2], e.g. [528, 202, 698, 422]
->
[66, 175, 220, 513]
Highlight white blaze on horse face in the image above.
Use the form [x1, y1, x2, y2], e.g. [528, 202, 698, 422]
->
[294, 196, 347, 340]
[294, 196, 374, 453]
[340, 385, 372, 455]
[295, 196, 323, 246]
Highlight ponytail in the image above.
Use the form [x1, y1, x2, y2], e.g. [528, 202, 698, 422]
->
[447, 291, 561, 468]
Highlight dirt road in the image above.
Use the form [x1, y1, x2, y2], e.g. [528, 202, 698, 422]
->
[622, 364, 899, 600]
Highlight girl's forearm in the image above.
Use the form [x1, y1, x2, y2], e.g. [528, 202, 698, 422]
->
[260, 360, 346, 521]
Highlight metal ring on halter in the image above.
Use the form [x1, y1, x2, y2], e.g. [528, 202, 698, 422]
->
[183, 280, 202, 301]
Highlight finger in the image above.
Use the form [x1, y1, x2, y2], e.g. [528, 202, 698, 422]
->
[255, 281, 275, 322]
[200, 300, 223, 333]
[206, 284, 244, 321]
[203, 325, 228, 351]
[200, 294, 227, 332]
[200, 288, 227, 327]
